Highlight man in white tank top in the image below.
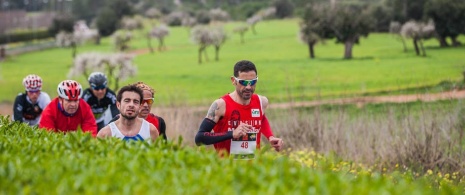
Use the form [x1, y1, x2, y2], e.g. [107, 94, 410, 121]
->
[97, 85, 159, 141]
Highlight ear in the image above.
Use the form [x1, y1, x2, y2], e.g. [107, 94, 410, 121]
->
[116, 101, 121, 109]
[230, 76, 236, 85]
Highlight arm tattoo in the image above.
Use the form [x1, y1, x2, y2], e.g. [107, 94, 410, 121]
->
[207, 102, 219, 120]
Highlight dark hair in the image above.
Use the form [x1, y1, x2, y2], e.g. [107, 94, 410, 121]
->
[116, 84, 144, 103]
[233, 60, 258, 77]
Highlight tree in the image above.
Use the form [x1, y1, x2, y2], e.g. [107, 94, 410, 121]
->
[69, 52, 137, 91]
[389, 21, 408, 52]
[95, 0, 134, 37]
[425, 0, 465, 47]
[48, 14, 75, 36]
[149, 24, 170, 52]
[233, 25, 249, 44]
[299, 4, 332, 59]
[273, 0, 294, 18]
[55, 31, 78, 58]
[71, 0, 105, 23]
[246, 15, 261, 35]
[95, 8, 119, 37]
[121, 16, 144, 32]
[368, 4, 393, 32]
[385, 0, 428, 22]
[112, 31, 132, 52]
[190, 25, 227, 64]
[400, 20, 436, 57]
[330, 5, 374, 59]
[209, 8, 230, 23]
[246, 7, 276, 35]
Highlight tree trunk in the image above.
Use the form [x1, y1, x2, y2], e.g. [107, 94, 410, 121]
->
[400, 36, 407, 52]
[451, 35, 461, 46]
[158, 38, 165, 51]
[215, 45, 220, 61]
[343, 41, 354, 59]
[147, 36, 154, 54]
[413, 39, 420, 56]
[418, 39, 426, 57]
[198, 47, 204, 64]
[438, 36, 449, 47]
[95, 35, 101, 45]
[71, 42, 77, 59]
[307, 41, 315, 59]
[203, 47, 209, 62]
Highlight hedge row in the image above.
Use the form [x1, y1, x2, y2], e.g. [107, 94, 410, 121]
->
[0, 30, 53, 45]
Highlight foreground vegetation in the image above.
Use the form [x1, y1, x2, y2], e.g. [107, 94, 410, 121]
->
[0, 116, 464, 194]
[1, 19, 464, 105]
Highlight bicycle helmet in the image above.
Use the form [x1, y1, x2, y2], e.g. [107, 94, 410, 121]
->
[22, 74, 43, 91]
[88, 72, 108, 88]
[57, 80, 82, 101]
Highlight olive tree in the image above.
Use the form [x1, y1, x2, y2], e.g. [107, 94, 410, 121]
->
[233, 25, 249, 44]
[400, 20, 436, 56]
[299, 4, 332, 59]
[149, 24, 170, 52]
[389, 21, 408, 52]
[69, 52, 137, 91]
[425, 0, 465, 47]
[190, 25, 227, 64]
[330, 5, 374, 59]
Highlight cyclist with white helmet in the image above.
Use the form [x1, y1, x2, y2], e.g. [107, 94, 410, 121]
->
[81, 72, 119, 131]
[13, 74, 51, 126]
[39, 80, 97, 136]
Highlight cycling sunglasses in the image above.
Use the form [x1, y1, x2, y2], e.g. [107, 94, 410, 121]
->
[91, 85, 106, 90]
[142, 98, 154, 105]
[27, 90, 41, 94]
[234, 77, 258, 86]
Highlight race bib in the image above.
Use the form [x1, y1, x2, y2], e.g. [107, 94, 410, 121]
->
[230, 132, 257, 160]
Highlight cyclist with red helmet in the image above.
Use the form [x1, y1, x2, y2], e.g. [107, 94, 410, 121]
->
[13, 74, 51, 126]
[39, 80, 97, 137]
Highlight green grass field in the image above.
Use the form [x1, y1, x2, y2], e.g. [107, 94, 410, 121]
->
[1, 19, 464, 106]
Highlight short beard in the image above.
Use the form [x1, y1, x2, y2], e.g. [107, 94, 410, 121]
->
[121, 114, 137, 120]
[238, 89, 254, 100]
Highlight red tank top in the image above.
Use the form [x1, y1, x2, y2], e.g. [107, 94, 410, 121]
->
[145, 113, 160, 133]
[213, 94, 264, 154]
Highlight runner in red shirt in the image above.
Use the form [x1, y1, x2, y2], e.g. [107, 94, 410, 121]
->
[195, 60, 283, 159]
[39, 80, 97, 137]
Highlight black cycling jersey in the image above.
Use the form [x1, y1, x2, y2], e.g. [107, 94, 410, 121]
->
[81, 88, 119, 130]
[13, 92, 51, 126]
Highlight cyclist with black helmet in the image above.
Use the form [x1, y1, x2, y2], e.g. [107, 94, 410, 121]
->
[39, 80, 97, 137]
[13, 74, 51, 126]
[81, 72, 119, 131]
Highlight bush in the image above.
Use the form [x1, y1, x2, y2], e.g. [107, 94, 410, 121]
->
[0, 30, 52, 44]
[48, 14, 75, 36]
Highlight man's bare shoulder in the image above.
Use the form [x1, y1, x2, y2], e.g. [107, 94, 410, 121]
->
[206, 98, 226, 121]
[97, 125, 112, 138]
[258, 95, 269, 109]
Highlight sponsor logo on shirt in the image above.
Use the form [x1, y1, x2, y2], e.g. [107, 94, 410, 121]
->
[251, 109, 260, 117]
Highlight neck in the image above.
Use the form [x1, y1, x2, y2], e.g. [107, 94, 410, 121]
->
[120, 117, 138, 132]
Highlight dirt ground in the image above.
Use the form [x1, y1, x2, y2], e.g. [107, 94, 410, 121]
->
[2, 89, 465, 117]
